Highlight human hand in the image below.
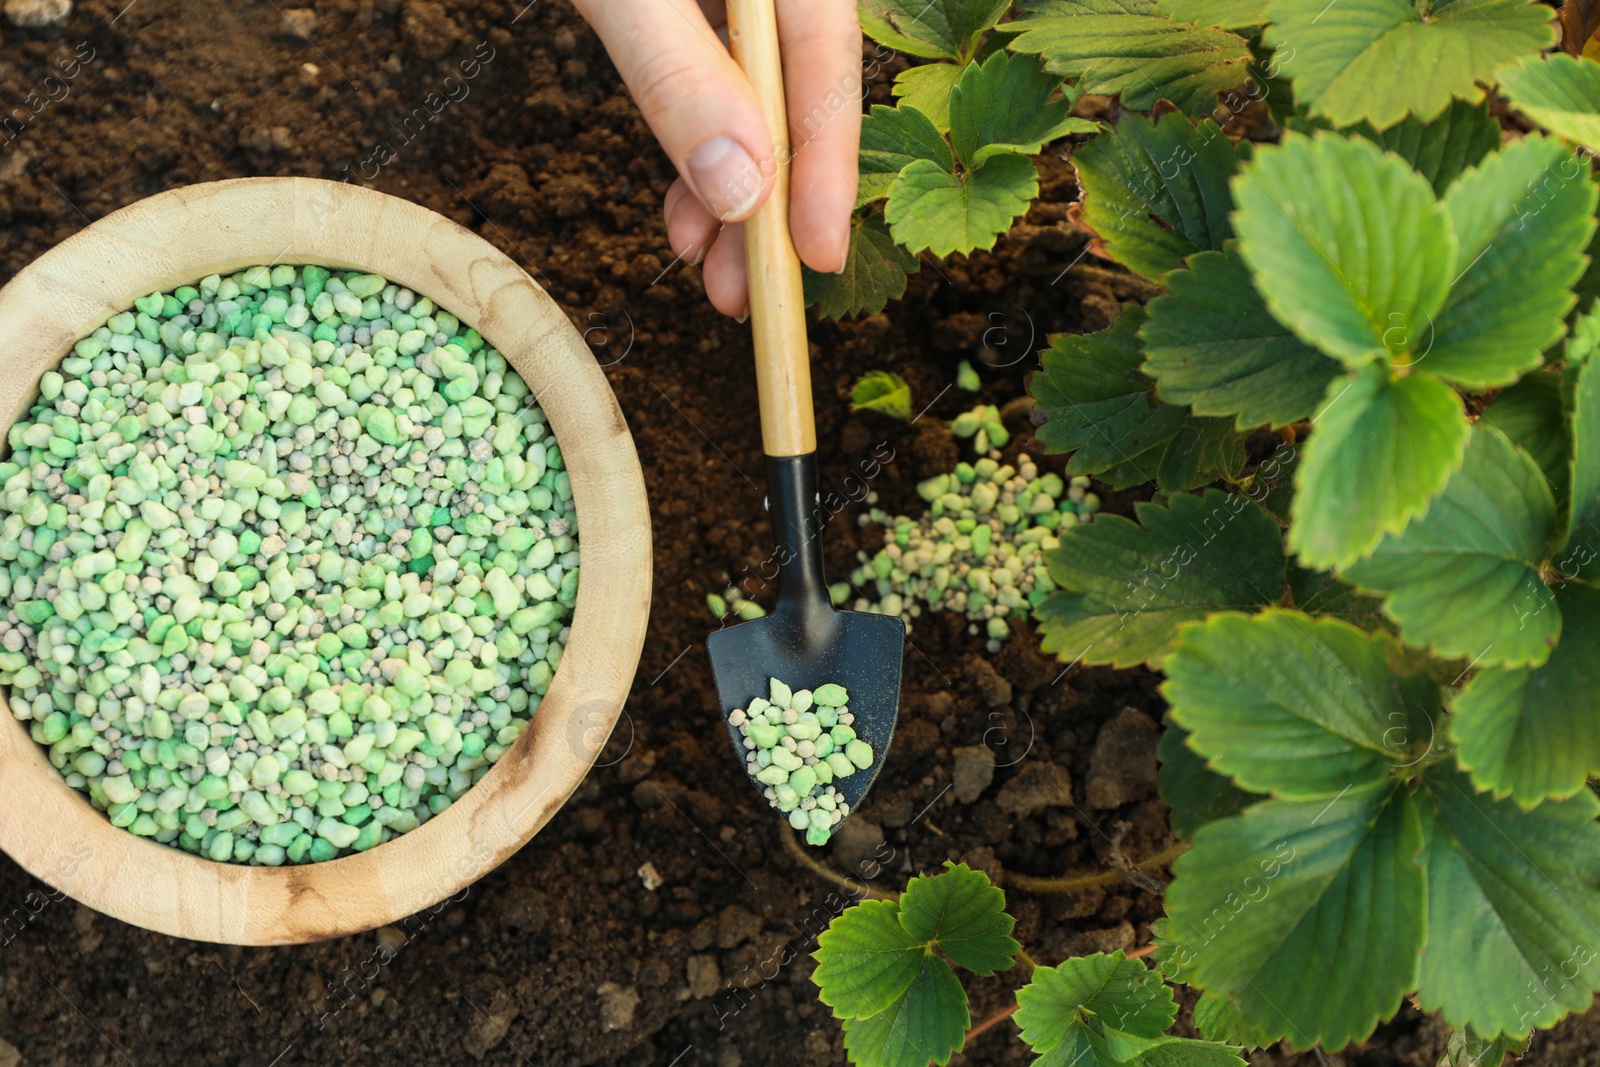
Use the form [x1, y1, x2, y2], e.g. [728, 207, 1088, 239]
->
[570, 0, 862, 317]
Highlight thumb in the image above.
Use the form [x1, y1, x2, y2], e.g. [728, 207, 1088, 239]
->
[573, 0, 776, 222]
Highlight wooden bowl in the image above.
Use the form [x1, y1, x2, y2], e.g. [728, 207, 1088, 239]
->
[0, 178, 651, 944]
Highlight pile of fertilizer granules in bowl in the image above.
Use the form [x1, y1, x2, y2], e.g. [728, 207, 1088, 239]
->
[0, 264, 577, 865]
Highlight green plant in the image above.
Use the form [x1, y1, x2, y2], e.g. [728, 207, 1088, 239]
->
[850, 370, 913, 420]
[956, 358, 982, 391]
[801, 0, 1600, 1057]
[1019, 0, 1600, 1055]
[813, 862, 1244, 1066]
[804, 1, 1099, 319]
[1436, 1030, 1529, 1067]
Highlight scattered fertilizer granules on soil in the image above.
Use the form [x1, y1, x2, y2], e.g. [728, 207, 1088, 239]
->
[730, 678, 868, 847]
[0, 264, 578, 865]
[704, 584, 765, 623]
[837, 407, 1098, 652]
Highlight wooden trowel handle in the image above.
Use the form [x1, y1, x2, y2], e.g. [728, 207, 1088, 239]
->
[726, 0, 817, 458]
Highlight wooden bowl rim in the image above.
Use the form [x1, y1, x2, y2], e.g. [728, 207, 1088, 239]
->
[0, 177, 650, 945]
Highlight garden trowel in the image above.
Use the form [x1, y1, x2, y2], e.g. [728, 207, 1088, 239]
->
[706, 0, 905, 822]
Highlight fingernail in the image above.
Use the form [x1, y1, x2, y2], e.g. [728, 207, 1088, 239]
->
[736, 305, 750, 324]
[688, 241, 708, 267]
[687, 136, 764, 220]
[833, 228, 852, 272]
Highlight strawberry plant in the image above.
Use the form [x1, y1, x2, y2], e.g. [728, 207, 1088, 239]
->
[817, 0, 1574, 318]
[812, 862, 1247, 1066]
[1016, 0, 1600, 1056]
[804, 1, 1099, 318]
[796, 0, 1600, 1059]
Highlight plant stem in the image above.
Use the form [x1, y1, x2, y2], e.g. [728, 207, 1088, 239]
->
[1006, 842, 1191, 893]
[959, 941, 1158, 1060]
[1028, 261, 1162, 291]
[779, 826, 1190, 901]
[961, 1002, 1020, 1047]
[777, 822, 898, 901]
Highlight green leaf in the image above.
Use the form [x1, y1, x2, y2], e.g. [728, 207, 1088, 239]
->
[1146, 919, 1195, 984]
[1289, 365, 1471, 571]
[1148, 922, 1277, 1049]
[860, 104, 954, 207]
[1249, 440, 1301, 524]
[1031, 308, 1188, 482]
[1500, 53, 1600, 154]
[1084, 1030, 1247, 1066]
[1569, 298, 1600, 371]
[849, 370, 913, 420]
[813, 899, 927, 1018]
[1428, 136, 1597, 390]
[1245, 36, 1296, 124]
[1340, 425, 1559, 669]
[805, 216, 919, 321]
[1159, 0, 1267, 27]
[842, 956, 969, 1067]
[1262, 0, 1555, 129]
[1091, 444, 1185, 492]
[1344, 99, 1501, 196]
[885, 153, 1037, 256]
[1028, 1022, 1104, 1067]
[1192, 995, 1272, 1050]
[1440, 1028, 1524, 1067]
[1157, 722, 1262, 840]
[1070, 112, 1241, 282]
[894, 63, 963, 132]
[1577, 227, 1600, 318]
[1417, 767, 1600, 1037]
[1031, 313, 1251, 492]
[1006, 0, 1254, 115]
[1038, 489, 1285, 668]
[1451, 582, 1600, 805]
[1232, 133, 1455, 369]
[1153, 416, 1247, 492]
[1563, 350, 1600, 579]
[1166, 783, 1426, 1051]
[1286, 564, 1389, 631]
[948, 51, 1097, 169]
[1016, 953, 1177, 1050]
[859, 0, 1012, 59]
[1478, 369, 1569, 527]
[897, 862, 1018, 975]
[1141, 244, 1342, 429]
[814, 865, 1021, 1067]
[1163, 611, 1437, 798]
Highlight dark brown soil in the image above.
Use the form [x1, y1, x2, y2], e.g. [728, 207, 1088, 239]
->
[0, 2, 1583, 1065]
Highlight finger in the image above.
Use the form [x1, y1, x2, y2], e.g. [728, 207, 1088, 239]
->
[776, 0, 862, 273]
[665, 178, 720, 266]
[701, 222, 751, 318]
[573, 0, 774, 221]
